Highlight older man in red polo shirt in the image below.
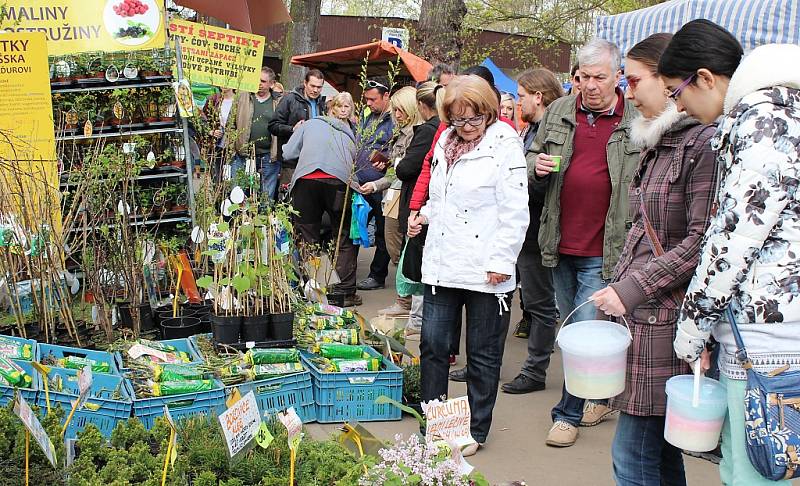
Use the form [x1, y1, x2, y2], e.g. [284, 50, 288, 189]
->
[529, 38, 641, 447]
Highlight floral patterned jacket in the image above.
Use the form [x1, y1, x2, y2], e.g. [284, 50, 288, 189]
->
[674, 44, 800, 371]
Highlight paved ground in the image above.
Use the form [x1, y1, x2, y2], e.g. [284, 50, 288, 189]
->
[306, 249, 723, 485]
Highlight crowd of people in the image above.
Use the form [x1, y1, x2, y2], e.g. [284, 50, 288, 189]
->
[200, 19, 800, 485]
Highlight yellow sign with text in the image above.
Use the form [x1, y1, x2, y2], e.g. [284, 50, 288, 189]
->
[0, 1, 167, 56]
[0, 32, 59, 225]
[168, 19, 265, 93]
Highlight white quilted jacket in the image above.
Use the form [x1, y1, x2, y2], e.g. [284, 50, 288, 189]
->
[419, 121, 529, 294]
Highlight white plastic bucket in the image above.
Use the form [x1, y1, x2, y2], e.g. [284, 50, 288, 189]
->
[557, 319, 631, 399]
[664, 375, 728, 452]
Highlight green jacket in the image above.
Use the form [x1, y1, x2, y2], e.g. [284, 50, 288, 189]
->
[526, 93, 640, 279]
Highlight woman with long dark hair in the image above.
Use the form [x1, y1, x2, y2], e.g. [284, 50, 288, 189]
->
[659, 19, 800, 486]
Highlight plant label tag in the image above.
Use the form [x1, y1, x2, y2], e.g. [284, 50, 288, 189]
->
[422, 396, 476, 448]
[256, 421, 273, 449]
[219, 391, 260, 457]
[77, 365, 93, 406]
[279, 407, 303, 451]
[245, 158, 257, 175]
[14, 395, 57, 468]
[122, 143, 136, 154]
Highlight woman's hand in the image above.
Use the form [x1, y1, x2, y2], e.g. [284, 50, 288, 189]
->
[211, 129, 223, 139]
[694, 348, 712, 373]
[407, 214, 426, 237]
[590, 287, 627, 317]
[486, 272, 511, 285]
[360, 182, 377, 195]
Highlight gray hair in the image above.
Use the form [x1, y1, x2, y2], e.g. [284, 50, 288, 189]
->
[577, 38, 622, 73]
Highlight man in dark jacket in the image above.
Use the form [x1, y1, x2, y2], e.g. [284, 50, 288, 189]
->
[354, 76, 395, 291]
[268, 68, 326, 173]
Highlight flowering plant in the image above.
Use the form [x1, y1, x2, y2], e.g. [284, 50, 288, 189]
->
[359, 434, 489, 486]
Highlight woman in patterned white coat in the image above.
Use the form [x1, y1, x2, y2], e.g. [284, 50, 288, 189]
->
[658, 19, 800, 486]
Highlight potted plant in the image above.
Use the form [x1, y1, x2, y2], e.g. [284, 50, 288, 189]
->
[402, 362, 423, 415]
[142, 89, 160, 124]
[138, 54, 160, 79]
[168, 184, 188, 212]
[151, 186, 168, 216]
[267, 204, 299, 341]
[158, 88, 176, 122]
[136, 187, 154, 216]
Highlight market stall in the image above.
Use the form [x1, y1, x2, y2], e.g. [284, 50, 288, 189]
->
[290, 40, 433, 92]
[595, 0, 800, 55]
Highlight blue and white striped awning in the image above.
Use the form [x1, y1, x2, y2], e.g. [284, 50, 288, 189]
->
[596, 0, 800, 56]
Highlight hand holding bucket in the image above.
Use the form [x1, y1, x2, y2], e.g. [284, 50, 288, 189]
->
[555, 299, 633, 400]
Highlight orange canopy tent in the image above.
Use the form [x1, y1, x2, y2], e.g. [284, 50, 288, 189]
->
[291, 41, 433, 92]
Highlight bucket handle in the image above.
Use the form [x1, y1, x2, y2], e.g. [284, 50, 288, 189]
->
[556, 299, 633, 342]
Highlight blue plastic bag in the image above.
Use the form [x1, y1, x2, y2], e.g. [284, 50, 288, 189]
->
[351, 193, 371, 247]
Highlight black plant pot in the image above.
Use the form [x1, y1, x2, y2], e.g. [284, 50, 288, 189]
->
[270, 312, 295, 341]
[326, 292, 346, 307]
[182, 302, 211, 318]
[160, 316, 203, 339]
[241, 314, 270, 343]
[210, 314, 242, 345]
[118, 302, 156, 332]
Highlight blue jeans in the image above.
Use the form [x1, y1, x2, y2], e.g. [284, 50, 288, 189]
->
[420, 285, 511, 443]
[551, 255, 607, 426]
[231, 154, 281, 200]
[612, 413, 687, 486]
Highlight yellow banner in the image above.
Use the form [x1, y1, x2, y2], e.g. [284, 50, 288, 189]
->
[0, 32, 59, 226]
[0, 1, 167, 56]
[168, 19, 265, 93]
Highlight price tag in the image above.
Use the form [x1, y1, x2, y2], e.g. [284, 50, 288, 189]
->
[256, 421, 273, 449]
[77, 365, 93, 406]
[14, 395, 57, 468]
[218, 391, 260, 457]
[278, 407, 303, 452]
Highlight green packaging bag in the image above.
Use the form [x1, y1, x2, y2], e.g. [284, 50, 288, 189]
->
[61, 356, 111, 373]
[247, 348, 300, 365]
[153, 379, 214, 396]
[319, 344, 365, 359]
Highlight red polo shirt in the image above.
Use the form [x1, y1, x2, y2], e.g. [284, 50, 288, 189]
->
[558, 91, 624, 257]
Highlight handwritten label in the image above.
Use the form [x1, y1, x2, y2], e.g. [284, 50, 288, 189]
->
[218, 391, 260, 457]
[422, 396, 475, 448]
[278, 407, 303, 451]
[256, 421, 273, 449]
[14, 395, 57, 468]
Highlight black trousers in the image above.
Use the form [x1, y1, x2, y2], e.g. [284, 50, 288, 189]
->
[291, 178, 358, 295]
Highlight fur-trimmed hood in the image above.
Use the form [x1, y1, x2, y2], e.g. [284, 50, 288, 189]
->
[724, 43, 800, 114]
[629, 102, 691, 150]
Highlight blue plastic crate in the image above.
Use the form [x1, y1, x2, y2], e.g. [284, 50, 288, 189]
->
[114, 338, 204, 373]
[39, 343, 120, 375]
[0, 334, 38, 362]
[301, 347, 403, 423]
[0, 359, 38, 406]
[36, 367, 132, 438]
[127, 378, 225, 429]
[224, 369, 316, 423]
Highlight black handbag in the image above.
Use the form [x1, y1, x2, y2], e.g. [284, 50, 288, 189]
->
[401, 227, 426, 282]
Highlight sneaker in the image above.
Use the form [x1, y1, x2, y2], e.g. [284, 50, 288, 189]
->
[379, 302, 410, 316]
[460, 442, 482, 457]
[513, 318, 531, 338]
[448, 354, 457, 366]
[357, 277, 385, 291]
[580, 402, 619, 427]
[449, 367, 467, 382]
[545, 420, 578, 447]
[501, 374, 545, 394]
[343, 294, 363, 307]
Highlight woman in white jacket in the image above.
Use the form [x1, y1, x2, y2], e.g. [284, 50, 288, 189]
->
[407, 75, 529, 455]
[659, 19, 800, 486]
